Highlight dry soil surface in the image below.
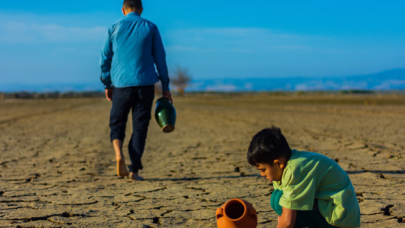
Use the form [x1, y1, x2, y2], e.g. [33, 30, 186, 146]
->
[0, 94, 404, 228]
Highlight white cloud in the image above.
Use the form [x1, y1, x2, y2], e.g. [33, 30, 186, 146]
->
[373, 80, 405, 90]
[0, 21, 106, 44]
[295, 80, 371, 91]
[175, 28, 302, 40]
[165, 27, 334, 53]
[206, 84, 237, 92]
[166, 45, 217, 53]
[244, 83, 253, 90]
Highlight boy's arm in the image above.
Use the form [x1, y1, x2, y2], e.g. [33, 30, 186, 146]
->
[277, 207, 297, 228]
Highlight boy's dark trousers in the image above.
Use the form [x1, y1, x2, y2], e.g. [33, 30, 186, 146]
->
[271, 189, 338, 228]
[109, 85, 155, 173]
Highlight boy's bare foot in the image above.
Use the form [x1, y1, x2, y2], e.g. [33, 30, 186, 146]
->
[129, 172, 144, 181]
[117, 158, 130, 177]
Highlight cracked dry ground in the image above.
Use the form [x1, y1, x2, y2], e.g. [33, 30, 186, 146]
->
[0, 95, 405, 228]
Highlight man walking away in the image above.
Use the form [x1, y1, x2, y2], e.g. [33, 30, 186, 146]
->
[100, 0, 172, 180]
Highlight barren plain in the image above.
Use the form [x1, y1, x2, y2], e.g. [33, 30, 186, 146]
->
[0, 94, 404, 228]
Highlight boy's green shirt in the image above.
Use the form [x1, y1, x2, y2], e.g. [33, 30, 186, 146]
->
[272, 150, 361, 228]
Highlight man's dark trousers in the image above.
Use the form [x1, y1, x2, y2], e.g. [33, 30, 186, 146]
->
[110, 85, 155, 173]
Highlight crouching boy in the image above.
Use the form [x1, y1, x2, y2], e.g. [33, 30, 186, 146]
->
[247, 126, 360, 228]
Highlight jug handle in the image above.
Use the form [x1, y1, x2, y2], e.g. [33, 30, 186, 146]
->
[216, 208, 224, 220]
[248, 207, 258, 221]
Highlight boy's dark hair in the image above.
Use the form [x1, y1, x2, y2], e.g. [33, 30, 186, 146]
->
[123, 0, 143, 10]
[247, 126, 292, 166]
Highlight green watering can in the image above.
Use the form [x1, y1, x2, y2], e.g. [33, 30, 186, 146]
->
[155, 97, 176, 133]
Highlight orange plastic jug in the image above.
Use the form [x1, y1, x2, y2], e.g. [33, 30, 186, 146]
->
[216, 198, 257, 228]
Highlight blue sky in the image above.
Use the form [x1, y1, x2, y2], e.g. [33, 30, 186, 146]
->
[0, 0, 404, 87]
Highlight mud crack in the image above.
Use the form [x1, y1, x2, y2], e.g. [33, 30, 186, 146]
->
[381, 205, 394, 216]
[6, 212, 84, 225]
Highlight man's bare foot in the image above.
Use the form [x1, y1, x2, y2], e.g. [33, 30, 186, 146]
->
[129, 172, 144, 181]
[117, 158, 130, 177]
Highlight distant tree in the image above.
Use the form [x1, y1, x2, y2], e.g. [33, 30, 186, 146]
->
[171, 67, 192, 96]
[0, 92, 4, 100]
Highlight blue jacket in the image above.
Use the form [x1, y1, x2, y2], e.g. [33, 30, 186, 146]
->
[100, 12, 170, 91]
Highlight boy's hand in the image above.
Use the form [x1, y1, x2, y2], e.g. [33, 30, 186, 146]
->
[277, 207, 297, 228]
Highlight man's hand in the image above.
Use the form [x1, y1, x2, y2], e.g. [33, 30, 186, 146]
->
[162, 91, 173, 104]
[105, 88, 113, 101]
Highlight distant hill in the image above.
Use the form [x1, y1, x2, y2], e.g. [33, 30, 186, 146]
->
[1, 68, 404, 92]
[187, 68, 405, 92]
[0, 83, 101, 93]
